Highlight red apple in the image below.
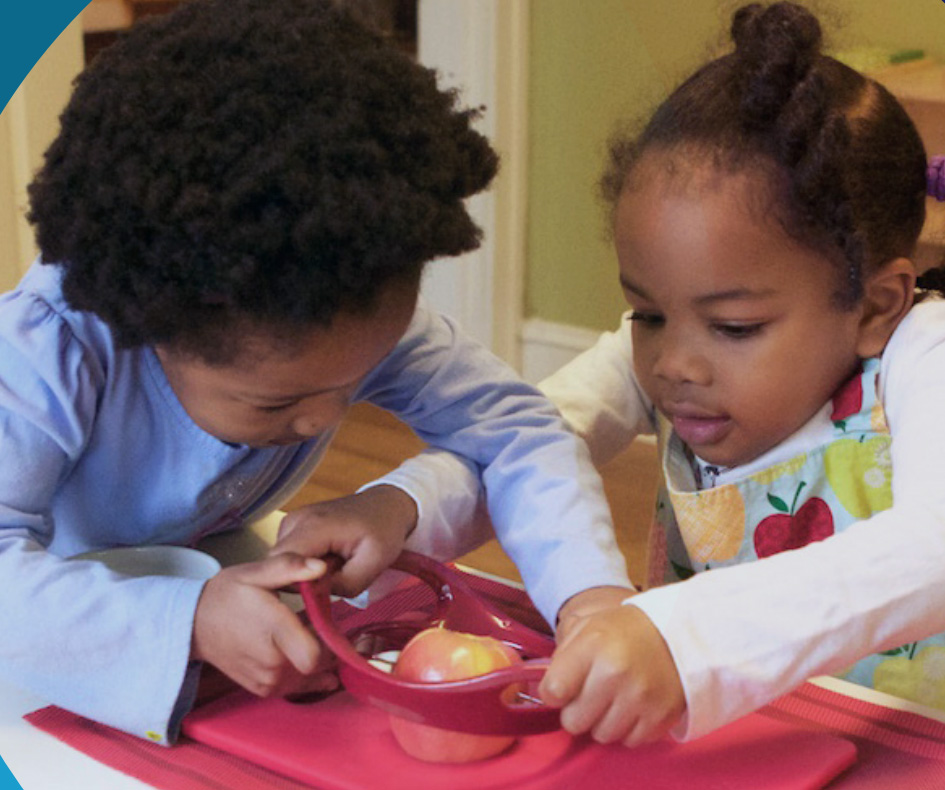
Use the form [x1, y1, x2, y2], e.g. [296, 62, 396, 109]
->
[389, 626, 522, 763]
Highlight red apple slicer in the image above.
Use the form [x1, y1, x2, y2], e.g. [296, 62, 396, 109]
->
[300, 550, 561, 736]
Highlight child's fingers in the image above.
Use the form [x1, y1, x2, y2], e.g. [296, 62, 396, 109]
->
[270, 606, 324, 676]
[582, 677, 669, 745]
[271, 503, 361, 559]
[330, 543, 387, 598]
[538, 630, 595, 707]
[588, 697, 637, 745]
[553, 655, 625, 736]
[229, 552, 327, 590]
[287, 671, 341, 698]
[272, 509, 320, 551]
[621, 713, 676, 749]
[552, 665, 662, 744]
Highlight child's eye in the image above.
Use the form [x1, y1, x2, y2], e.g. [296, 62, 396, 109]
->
[713, 322, 765, 340]
[628, 311, 664, 328]
[255, 402, 296, 413]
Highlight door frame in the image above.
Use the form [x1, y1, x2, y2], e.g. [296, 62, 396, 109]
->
[417, 0, 528, 368]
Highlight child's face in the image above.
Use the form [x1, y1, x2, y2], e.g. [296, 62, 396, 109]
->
[615, 158, 867, 468]
[156, 285, 417, 448]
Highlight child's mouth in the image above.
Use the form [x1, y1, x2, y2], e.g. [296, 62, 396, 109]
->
[671, 414, 731, 447]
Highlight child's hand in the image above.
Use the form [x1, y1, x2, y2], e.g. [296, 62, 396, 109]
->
[270, 485, 417, 598]
[191, 554, 337, 698]
[555, 585, 636, 642]
[540, 603, 686, 747]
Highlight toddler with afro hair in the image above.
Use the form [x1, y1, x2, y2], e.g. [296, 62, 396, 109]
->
[0, 0, 631, 746]
[29, 0, 498, 361]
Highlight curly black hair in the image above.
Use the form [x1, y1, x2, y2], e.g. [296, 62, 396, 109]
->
[28, 0, 498, 361]
[601, 2, 928, 307]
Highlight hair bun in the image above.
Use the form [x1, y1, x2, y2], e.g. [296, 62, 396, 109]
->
[731, 2, 823, 129]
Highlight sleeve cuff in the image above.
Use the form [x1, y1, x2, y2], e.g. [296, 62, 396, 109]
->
[622, 583, 694, 741]
[359, 450, 491, 559]
[165, 660, 204, 744]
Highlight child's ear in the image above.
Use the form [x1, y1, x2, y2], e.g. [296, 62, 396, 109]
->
[855, 257, 916, 358]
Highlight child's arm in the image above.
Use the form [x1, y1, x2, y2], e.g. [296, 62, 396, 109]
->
[0, 291, 203, 743]
[0, 279, 341, 743]
[344, 303, 641, 625]
[553, 302, 945, 742]
[274, 309, 648, 618]
[274, 308, 650, 624]
[363, 310, 649, 618]
[268, 302, 641, 620]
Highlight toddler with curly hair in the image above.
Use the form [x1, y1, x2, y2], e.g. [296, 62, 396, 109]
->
[2, 0, 631, 743]
[386, 1, 945, 747]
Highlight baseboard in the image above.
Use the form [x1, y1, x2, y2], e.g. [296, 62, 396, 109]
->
[519, 317, 601, 384]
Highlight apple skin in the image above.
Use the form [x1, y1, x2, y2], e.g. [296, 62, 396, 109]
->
[389, 627, 522, 763]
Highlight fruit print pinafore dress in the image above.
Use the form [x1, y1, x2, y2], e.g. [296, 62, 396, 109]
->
[648, 357, 945, 708]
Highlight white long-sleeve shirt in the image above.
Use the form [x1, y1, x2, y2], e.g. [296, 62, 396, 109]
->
[387, 297, 945, 740]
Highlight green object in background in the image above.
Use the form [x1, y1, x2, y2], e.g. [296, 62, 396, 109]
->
[831, 46, 925, 72]
[890, 49, 926, 64]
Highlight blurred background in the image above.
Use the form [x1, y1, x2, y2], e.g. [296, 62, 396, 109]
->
[1, 0, 943, 380]
[1, 0, 942, 582]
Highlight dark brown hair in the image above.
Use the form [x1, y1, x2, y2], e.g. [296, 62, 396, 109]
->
[28, 0, 498, 361]
[602, 2, 928, 306]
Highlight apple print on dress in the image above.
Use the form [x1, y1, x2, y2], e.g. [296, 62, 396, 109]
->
[753, 481, 835, 559]
[671, 484, 746, 564]
[824, 436, 892, 518]
[830, 367, 863, 431]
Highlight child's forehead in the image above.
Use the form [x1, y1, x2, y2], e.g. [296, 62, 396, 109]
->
[618, 149, 785, 235]
[626, 146, 781, 200]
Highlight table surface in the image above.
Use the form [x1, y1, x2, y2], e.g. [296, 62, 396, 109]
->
[4, 511, 945, 789]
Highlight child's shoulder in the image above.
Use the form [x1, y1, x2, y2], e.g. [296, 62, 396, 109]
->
[898, 293, 945, 338]
[0, 260, 114, 363]
[881, 294, 945, 374]
[7, 260, 66, 304]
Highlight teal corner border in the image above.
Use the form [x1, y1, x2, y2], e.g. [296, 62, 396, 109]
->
[0, 1, 90, 113]
[0, 755, 22, 790]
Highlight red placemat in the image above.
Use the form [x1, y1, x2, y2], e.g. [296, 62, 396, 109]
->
[180, 685, 855, 790]
[21, 568, 945, 789]
[765, 683, 945, 789]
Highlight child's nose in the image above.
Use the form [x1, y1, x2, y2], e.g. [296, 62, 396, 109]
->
[291, 394, 350, 438]
[652, 336, 711, 385]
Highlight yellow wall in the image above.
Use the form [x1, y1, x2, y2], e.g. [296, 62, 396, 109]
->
[527, 1, 945, 331]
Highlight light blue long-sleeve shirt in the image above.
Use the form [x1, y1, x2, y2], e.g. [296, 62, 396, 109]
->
[0, 261, 630, 744]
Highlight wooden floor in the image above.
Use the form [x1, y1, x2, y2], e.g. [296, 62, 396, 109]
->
[283, 403, 659, 586]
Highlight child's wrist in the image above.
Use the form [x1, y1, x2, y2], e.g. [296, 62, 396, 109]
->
[357, 483, 419, 541]
[557, 584, 637, 624]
